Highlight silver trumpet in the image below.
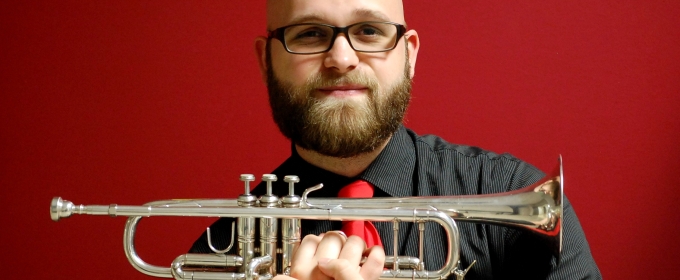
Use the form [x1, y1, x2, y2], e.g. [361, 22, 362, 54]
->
[51, 157, 563, 280]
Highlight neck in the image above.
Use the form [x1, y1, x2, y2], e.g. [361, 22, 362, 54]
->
[295, 136, 392, 178]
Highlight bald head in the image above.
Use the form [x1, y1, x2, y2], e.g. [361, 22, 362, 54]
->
[265, 0, 406, 30]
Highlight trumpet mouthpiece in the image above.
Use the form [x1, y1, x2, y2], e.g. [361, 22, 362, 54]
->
[50, 197, 73, 221]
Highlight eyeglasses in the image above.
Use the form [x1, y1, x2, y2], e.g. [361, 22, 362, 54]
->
[268, 21, 407, 55]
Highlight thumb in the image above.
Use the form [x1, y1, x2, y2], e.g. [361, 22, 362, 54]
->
[317, 258, 362, 280]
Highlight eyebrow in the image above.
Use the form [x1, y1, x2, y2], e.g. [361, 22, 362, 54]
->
[352, 8, 392, 22]
[286, 13, 327, 26]
[284, 8, 394, 27]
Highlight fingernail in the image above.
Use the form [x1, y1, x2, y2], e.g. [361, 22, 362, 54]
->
[318, 258, 330, 264]
[331, 230, 347, 238]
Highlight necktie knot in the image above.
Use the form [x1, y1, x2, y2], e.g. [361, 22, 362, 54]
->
[337, 179, 374, 198]
[338, 179, 382, 247]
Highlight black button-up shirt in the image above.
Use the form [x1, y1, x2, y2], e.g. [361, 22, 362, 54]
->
[191, 126, 601, 279]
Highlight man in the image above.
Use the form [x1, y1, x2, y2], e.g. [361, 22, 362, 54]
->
[191, 1, 601, 279]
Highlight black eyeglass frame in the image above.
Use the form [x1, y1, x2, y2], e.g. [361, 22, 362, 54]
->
[267, 21, 407, 55]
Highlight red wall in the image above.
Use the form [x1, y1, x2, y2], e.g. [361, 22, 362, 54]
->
[2, 1, 679, 279]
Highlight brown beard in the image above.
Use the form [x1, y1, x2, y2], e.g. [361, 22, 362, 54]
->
[266, 45, 412, 158]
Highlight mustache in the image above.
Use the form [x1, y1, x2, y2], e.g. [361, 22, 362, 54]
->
[304, 71, 379, 91]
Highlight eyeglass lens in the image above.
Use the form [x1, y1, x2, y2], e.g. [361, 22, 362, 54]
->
[283, 22, 399, 53]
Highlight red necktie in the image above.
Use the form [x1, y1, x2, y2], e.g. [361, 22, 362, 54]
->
[338, 180, 383, 248]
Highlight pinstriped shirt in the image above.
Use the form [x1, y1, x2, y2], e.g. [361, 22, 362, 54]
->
[191, 126, 601, 279]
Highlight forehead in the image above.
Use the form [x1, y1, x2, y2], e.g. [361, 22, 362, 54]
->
[266, 0, 405, 29]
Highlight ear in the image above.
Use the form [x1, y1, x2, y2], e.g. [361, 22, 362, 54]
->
[254, 36, 268, 84]
[404, 29, 420, 79]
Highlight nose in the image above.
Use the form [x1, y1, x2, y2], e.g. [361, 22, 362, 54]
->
[323, 35, 359, 73]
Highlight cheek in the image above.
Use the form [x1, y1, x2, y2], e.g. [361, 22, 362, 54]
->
[371, 56, 407, 91]
[271, 50, 321, 86]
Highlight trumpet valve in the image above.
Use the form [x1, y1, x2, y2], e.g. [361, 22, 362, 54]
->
[282, 175, 300, 207]
[259, 174, 279, 207]
[238, 174, 257, 207]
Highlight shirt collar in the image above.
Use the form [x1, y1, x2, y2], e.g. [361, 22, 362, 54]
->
[266, 125, 416, 198]
[358, 125, 416, 198]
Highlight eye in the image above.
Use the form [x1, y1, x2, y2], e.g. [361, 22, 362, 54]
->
[289, 26, 329, 40]
[295, 29, 325, 39]
[353, 24, 386, 37]
[285, 25, 333, 48]
[282, 24, 334, 52]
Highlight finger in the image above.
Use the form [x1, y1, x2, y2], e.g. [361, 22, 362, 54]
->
[289, 234, 322, 280]
[271, 275, 297, 280]
[314, 231, 347, 260]
[292, 234, 322, 266]
[359, 245, 385, 280]
[338, 235, 366, 266]
[317, 257, 363, 280]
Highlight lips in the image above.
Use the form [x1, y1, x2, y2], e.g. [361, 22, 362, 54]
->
[317, 84, 369, 97]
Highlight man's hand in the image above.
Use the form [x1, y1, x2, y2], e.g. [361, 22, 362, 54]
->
[272, 231, 385, 280]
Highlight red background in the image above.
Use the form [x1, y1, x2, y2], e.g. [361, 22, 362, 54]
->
[2, 1, 679, 279]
